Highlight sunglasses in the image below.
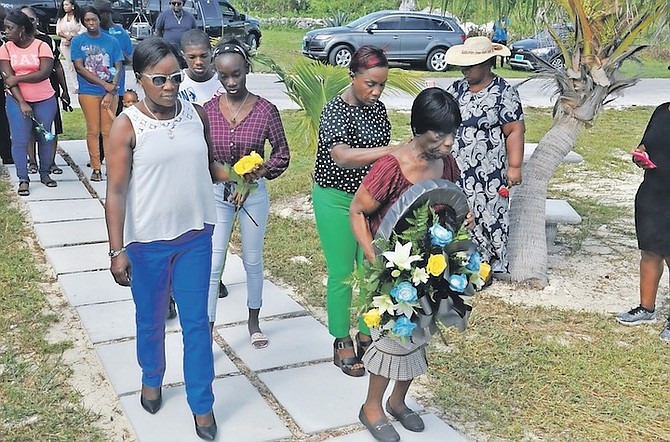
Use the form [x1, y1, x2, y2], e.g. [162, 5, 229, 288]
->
[142, 72, 183, 87]
[170, 2, 183, 5]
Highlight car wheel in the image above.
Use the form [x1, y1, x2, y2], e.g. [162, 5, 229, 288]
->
[426, 48, 448, 72]
[328, 45, 353, 68]
[550, 56, 565, 69]
[246, 33, 259, 51]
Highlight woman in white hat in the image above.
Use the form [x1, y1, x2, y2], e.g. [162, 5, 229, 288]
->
[445, 36, 525, 279]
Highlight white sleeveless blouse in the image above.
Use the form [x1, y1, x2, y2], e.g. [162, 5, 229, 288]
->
[122, 99, 216, 245]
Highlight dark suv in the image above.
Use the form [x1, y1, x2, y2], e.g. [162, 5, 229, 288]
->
[143, 0, 261, 47]
[302, 10, 466, 71]
[509, 26, 572, 70]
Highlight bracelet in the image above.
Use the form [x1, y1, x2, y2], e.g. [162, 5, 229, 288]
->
[108, 247, 126, 259]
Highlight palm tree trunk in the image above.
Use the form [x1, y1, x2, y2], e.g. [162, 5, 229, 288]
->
[507, 115, 583, 284]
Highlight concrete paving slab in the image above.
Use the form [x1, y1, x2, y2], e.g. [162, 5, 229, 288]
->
[213, 280, 305, 326]
[329, 414, 469, 441]
[218, 316, 332, 371]
[48, 166, 80, 181]
[120, 376, 292, 442]
[58, 270, 132, 306]
[89, 180, 107, 197]
[27, 199, 104, 223]
[258, 362, 368, 434]
[44, 242, 110, 275]
[221, 253, 246, 285]
[15, 179, 92, 201]
[77, 300, 182, 343]
[33, 218, 108, 248]
[96, 332, 238, 396]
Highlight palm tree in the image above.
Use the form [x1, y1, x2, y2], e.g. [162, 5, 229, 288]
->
[507, 0, 667, 284]
[255, 55, 425, 151]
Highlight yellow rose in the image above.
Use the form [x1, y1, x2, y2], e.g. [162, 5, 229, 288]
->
[479, 262, 491, 281]
[426, 254, 447, 276]
[362, 308, 381, 328]
[233, 151, 264, 175]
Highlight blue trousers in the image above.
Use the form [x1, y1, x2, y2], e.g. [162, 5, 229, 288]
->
[126, 226, 215, 415]
[5, 94, 56, 182]
[207, 179, 270, 321]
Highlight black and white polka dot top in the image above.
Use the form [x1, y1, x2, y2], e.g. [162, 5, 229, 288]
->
[313, 96, 392, 194]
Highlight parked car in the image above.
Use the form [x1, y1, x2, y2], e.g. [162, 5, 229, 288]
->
[302, 10, 466, 72]
[1, 0, 134, 34]
[142, 0, 261, 47]
[509, 26, 572, 70]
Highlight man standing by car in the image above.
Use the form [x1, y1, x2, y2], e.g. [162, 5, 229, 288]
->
[491, 14, 510, 68]
[155, 0, 196, 53]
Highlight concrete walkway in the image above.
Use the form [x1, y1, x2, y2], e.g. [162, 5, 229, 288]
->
[2, 140, 468, 441]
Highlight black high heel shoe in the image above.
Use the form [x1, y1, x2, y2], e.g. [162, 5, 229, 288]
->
[140, 386, 162, 414]
[356, 332, 372, 360]
[194, 412, 217, 440]
[333, 337, 365, 377]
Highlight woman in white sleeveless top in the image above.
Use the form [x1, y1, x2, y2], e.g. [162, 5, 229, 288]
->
[104, 37, 229, 441]
[55, 0, 84, 92]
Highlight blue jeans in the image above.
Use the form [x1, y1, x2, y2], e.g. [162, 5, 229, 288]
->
[126, 226, 215, 415]
[5, 94, 56, 182]
[208, 179, 270, 321]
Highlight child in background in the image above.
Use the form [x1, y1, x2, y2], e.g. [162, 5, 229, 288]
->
[122, 89, 138, 108]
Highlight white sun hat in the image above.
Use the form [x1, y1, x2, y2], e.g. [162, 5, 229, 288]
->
[445, 36, 511, 67]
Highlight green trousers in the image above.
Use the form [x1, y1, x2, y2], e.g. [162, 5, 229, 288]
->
[313, 184, 369, 338]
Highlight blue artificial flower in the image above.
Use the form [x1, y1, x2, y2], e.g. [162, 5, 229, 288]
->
[392, 316, 417, 337]
[449, 273, 468, 292]
[429, 223, 453, 247]
[466, 251, 481, 272]
[389, 281, 418, 303]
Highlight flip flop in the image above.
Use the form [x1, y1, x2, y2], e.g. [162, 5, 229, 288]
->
[250, 332, 268, 349]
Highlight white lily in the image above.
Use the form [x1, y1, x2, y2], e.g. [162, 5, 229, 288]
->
[382, 241, 422, 271]
[411, 267, 429, 285]
[372, 294, 396, 316]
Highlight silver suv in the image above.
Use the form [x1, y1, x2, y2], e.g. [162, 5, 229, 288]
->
[302, 10, 466, 72]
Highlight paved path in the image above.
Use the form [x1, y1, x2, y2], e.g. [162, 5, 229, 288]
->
[2, 140, 468, 441]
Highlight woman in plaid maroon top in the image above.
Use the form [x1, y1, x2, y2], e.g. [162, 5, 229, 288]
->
[204, 40, 290, 348]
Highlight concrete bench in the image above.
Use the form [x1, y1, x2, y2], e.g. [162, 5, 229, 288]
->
[524, 143, 584, 164]
[545, 199, 582, 248]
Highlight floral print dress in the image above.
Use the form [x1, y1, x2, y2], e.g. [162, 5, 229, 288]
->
[447, 76, 524, 272]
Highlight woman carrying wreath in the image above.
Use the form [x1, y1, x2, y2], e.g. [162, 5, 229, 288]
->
[445, 36, 525, 276]
[350, 88, 473, 442]
[203, 39, 290, 348]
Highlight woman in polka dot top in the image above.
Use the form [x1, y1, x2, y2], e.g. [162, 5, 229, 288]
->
[312, 46, 397, 377]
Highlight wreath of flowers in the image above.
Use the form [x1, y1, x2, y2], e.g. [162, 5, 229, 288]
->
[352, 202, 490, 341]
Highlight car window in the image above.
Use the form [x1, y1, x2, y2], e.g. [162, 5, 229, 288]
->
[347, 11, 387, 28]
[218, 1, 235, 18]
[434, 19, 454, 32]
[402, 17, 433, 30]
[373, 17, 401, 31]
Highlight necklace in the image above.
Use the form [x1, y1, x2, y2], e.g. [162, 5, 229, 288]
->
[225, 92, 250, 124]
[144, 99, 178, 139]
[173, 11, 183, 25]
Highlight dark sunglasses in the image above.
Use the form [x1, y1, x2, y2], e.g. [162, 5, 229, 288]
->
[141, 72, 183, 87]
[170, 2, 183, 5]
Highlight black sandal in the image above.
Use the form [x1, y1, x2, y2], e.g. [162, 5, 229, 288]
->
[356, 332, 372, 360]
[28, 162, 38, 174]
[333, 338, 365, 377]
[40, 176, 57, 187]
[17, 181, 29, 196]
[50, 164, 63, 174]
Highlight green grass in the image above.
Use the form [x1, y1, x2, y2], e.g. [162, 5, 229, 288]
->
[262, 105, 667, 441]
[60, 109, 87, 141]
[0, 178, 104, 441]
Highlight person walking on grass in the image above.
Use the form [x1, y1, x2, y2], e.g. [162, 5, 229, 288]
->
[616, 102, 670, 342]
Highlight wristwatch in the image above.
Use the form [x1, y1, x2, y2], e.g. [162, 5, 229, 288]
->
[108, 247, 126, 259]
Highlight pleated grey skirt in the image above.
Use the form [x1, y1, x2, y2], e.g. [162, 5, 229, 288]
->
[362, 328, 428, 381]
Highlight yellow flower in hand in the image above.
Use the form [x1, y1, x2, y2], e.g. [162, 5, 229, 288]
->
[479, 262, 491, 281]
[426, 254, 447, 276]
[363, 308, 382, 328]
[233, 151, 264, 175]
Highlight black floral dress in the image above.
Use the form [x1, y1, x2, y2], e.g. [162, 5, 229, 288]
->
[447, 76, 524, 272]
